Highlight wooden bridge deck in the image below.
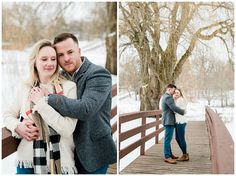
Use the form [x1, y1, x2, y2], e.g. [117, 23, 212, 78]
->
[121, 121, 212, 174]
[108, 163, 117, 174]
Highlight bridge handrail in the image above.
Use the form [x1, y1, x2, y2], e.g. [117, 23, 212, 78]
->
[2, 84, 117, 159]
[111, 84, 117, 134]
[119, 110, 164, 159]
[205, 106, 234, 174]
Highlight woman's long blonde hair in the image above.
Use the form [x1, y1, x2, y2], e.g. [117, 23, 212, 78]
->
[26, 39, 63, 86]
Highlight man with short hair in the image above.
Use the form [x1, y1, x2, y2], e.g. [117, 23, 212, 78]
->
[161, 84, 185, 164]
[45, 33, 117, 174]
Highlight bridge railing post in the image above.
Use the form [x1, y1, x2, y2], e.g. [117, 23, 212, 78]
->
[118, 120, 121, 171]
[119, 110, 164, 161]
[140, 116, 146, 155]
[155, 115, 160, 144]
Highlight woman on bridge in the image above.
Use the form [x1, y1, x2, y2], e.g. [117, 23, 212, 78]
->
[173, 89, 189, 161]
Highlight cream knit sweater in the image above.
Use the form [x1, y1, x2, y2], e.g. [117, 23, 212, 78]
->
[175, 98, 188, 124]
[3, 80, 77, 174]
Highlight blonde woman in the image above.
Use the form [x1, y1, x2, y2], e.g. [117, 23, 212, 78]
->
[173, 88, 189, 161]
[3, 39, 77, 174]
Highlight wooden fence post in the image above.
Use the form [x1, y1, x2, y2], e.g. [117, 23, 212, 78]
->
[141, 116, 146, 155]
[155, 115, 159, 144]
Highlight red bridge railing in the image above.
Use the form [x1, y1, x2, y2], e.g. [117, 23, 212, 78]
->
[119, 110, 164, 159]
[205, 106, 234, 174]
[2, 84, 117, 159]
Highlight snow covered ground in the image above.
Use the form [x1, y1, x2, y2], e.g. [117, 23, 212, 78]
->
[119, 91, 234, 171]
[1, 39, 117, 174]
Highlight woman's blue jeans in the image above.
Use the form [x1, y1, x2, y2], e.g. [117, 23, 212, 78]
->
[175, 123, 187, 154]
[16, 166, 34, 174]
[164, 125, 175, 159]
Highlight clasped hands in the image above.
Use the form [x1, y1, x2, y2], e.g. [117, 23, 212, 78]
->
[15, 86, 50, 141]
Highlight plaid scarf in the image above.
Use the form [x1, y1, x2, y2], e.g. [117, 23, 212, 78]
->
[26, 82, 64, 174]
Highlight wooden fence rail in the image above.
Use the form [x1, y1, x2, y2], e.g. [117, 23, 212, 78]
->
[2, 84, 117, 159]
[205, 106, 234, 174]
[119, 110, 164, 159]
[111, 84, 117, 134]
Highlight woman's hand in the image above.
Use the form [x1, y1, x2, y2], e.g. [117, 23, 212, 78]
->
[15, 119, 39, 141]
[29, 87, 44, 104]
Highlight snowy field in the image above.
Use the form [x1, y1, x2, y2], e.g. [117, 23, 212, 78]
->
[1, 39, 117, 174]
[119, 91, 234, 171]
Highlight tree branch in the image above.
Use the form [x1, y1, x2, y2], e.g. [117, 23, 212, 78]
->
[196, 20, 233, 40]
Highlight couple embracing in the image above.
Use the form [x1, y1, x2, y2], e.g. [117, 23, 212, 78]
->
[160, 84, 189, 164]
[3, 33, 117, 174]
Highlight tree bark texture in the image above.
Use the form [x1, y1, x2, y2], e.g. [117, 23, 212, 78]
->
[105, 2, 117, 75]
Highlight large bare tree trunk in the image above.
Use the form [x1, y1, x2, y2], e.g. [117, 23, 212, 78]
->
[139, 48, 164, 110]
[105, 2, 117, 75]
[140, 83, 162, 111]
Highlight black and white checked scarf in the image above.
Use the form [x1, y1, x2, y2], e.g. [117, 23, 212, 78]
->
[33, 122, 61, 174]
[26, 82, 64, 174]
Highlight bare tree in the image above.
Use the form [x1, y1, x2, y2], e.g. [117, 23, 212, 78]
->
[120, 2, 234, 110]
[80, 2, 117, 74]
[77, 3, 107, 40]
[176, 59, 197, 101]
[177, 46, 234, 106]
[105, 2, 117, 75]
[120, 55, 140, 100]
[212, 60, 234, 107]
[3, 2, 74, 49]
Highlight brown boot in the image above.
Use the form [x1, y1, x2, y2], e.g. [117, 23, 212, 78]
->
[164, 157, 177, 164]
[177, 153, 189, 161]
[171, 154, 179, 159]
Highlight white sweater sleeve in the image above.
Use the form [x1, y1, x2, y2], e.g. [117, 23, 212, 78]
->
[33, 82, 77, 137]
[3, 84, 24, 138]
[177, 98, 187, 109]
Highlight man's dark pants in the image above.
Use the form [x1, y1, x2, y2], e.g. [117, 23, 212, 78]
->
[164, 125, 175, 159]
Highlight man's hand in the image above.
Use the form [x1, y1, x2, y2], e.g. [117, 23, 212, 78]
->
[15, 120, 39, 141]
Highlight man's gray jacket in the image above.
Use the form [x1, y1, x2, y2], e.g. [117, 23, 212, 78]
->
[161, 92, 185, 126]
[48, 57, 117, 172]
